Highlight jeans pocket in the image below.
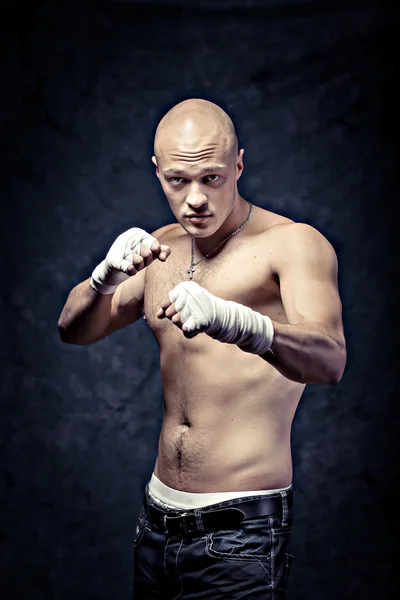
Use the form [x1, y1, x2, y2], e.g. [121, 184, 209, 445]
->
[205, 526, 272, 563]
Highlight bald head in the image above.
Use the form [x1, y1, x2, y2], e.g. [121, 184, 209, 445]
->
[153, 99, 238, 162]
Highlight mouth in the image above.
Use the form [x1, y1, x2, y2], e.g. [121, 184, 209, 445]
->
[185, 215, 213, 224]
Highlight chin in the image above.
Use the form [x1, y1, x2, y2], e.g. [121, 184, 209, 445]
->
[179, 220, 220, 238]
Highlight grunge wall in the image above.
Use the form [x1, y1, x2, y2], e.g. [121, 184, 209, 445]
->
[1, 1, 398, 598]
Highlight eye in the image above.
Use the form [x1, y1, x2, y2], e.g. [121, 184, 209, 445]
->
[168, 177, 186, 185]
[205, 174, 220, 183]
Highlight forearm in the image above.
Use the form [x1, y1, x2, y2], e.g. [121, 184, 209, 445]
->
[58, 278, 113, 345]
[261, 321, 346, 384]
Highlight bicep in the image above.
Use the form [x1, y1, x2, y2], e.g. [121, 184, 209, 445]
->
[275, 225, 344, 332]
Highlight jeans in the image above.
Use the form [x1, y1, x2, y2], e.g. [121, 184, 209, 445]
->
[133, 482, 295, 599]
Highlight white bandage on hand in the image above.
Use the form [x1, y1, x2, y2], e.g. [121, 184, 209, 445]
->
[90, 227, 157, 295]
[169, 281, 274, 355]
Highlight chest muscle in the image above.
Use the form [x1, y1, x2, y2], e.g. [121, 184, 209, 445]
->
[143, 238, 286, 342]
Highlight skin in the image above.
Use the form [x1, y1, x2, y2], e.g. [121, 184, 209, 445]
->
[58, 98, 346, 493]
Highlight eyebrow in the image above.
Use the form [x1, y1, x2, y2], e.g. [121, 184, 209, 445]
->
[163, 165, 226, 176]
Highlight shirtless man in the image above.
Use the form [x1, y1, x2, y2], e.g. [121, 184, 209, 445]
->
[58, 98, 346, 599]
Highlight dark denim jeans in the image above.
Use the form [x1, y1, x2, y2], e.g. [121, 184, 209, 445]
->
[133, 483, 295, 599]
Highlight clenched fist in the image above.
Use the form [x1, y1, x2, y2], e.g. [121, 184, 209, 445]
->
[90, 227, 171, 294]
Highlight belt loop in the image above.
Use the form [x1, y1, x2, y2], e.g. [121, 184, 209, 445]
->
[194, 509, 206, 534]
[163, 514, 169, 533]
[280, 490, 288, 527]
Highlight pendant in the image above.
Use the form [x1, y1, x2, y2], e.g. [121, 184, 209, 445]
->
[187, 264, 195, 280]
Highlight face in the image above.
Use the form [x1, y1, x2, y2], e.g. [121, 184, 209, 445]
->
[152, 128, 244, 238]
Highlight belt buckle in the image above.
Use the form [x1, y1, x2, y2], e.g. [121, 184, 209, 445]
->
[163, 511, 188, 534]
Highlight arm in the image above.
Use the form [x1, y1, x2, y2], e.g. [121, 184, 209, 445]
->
[58, 270, 146, 345]
[262, 223, 346, 384]
[58, 224, 172, 345]
[58, 277, 113, 345]
[157, 224, 346, 385]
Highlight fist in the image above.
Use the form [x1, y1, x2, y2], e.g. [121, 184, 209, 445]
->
[127, 238, 171, 276]
[157, 281, 217, 339]
[91, 227, 171, 295]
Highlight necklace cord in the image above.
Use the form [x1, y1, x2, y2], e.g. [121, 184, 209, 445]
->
[187, 202, 253, 279]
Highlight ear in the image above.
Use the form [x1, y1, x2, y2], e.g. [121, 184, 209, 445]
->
[236, 148, 244, 181]
[152, 155, 160, 178]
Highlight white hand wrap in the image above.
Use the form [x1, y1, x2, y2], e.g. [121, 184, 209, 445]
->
[169, 281, 274, 355]
[90, 228, 157, 295]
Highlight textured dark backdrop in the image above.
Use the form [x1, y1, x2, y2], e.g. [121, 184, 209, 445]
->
[1, 0, 399, 598]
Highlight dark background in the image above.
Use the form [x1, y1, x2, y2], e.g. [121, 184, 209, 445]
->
[1, 0, 399, 598]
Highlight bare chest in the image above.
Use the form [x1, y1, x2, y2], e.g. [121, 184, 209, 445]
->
[143, 236, 286, 341]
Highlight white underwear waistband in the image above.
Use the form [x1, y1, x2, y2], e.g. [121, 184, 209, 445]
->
[148, 473, 292, 510]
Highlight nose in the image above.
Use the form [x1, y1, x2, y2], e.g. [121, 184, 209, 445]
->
[186, 182, 207, 209]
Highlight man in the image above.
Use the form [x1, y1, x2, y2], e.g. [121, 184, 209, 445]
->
[58, 98, 346, 599]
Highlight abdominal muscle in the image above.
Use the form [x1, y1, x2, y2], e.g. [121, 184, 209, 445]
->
[153, 333, 304, 493]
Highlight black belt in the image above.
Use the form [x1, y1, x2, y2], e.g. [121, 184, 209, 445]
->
[144, 487, 293, 537]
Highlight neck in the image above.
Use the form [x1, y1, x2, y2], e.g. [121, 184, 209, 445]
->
[192, 195, 250, 257]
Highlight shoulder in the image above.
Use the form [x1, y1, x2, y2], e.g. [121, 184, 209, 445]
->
[266, 221, 338, 272]
[266, 221, 334, 252]
[250, 205, 335, 257]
